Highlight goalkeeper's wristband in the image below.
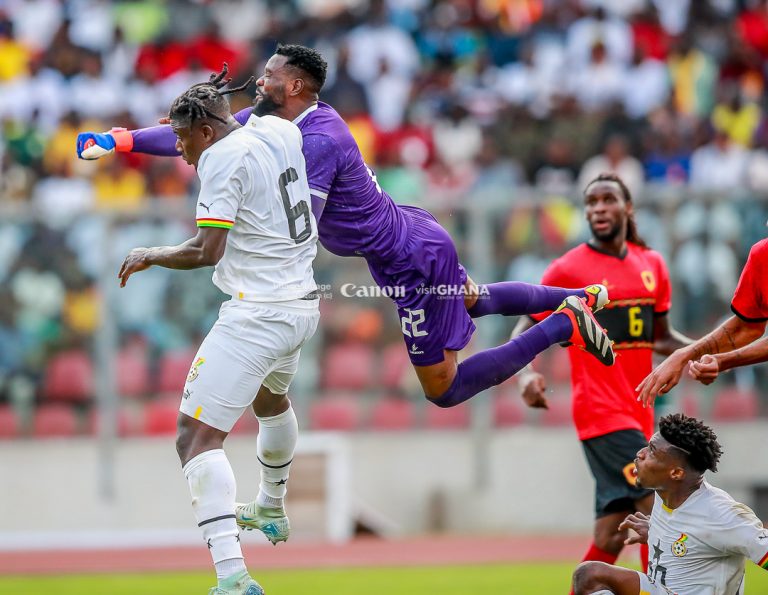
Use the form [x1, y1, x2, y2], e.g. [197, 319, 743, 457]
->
[110, 127, 134, 152]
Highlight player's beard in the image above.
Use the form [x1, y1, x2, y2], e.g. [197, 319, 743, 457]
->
[590, 220, 623, 243]
[253, 93, 283, 117]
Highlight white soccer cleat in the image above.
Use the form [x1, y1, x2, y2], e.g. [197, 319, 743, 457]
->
[208, 572, 264, 595]
[235, 501, 290, 545]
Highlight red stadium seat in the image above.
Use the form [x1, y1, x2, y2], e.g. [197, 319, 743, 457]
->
[32, 404, 79, 438]
[42, 350, 94, 403]
[156, 348, 198, 395]
[142, 399, 180, 435]
[309, 395, 362, 431]
[380, 343, 411, 390]
[712, 387, 759, 422]
[321, 343, 375, 391]
[493, 390, 525, 427]
[116, 347, 150, 398]
[369, 396, 415, 430]
[0, 406, 19, 439]
[538, 392, 572, 427]
[424, 403, 470, 430]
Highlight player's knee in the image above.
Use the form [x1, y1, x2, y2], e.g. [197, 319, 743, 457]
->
[572, 561, 607, 594]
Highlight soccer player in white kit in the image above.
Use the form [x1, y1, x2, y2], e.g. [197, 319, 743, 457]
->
[573, 414, 768, 595]
[118, 69, 319, 595]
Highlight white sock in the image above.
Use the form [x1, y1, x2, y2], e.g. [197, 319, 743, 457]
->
[183, 449, 246, 580]
[256, 405, 298, 505]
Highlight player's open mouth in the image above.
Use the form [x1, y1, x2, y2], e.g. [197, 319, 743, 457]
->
[592, 219, 611, 232]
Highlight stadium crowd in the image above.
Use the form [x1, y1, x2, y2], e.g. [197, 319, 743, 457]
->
[1, 0, 768, 436]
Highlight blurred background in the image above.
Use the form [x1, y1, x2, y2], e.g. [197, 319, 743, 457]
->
[2, 0, 768, 592]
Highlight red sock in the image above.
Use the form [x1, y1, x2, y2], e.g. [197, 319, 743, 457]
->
[640, 543, 649, 573]
[570, 543, 619, 595]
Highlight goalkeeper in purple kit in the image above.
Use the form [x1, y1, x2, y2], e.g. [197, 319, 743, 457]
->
[78, 44, 615, 408]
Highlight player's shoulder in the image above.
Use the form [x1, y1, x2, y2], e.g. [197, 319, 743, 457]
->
[629, 242, 667, 268]
[245, 114, 302, 144]
[748, 237, 768, 259]
[199, 130, 247, 173]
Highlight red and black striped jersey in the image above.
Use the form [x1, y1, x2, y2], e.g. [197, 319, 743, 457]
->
[533, 242, 671, 441]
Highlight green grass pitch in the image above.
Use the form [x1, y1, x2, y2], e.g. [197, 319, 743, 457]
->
[2, 563, 768, 594]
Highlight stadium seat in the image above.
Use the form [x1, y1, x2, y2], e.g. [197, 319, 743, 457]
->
[41, 349, 94, 403]
[32, 404, 79, 438]
[321, 343, 375, 391]
[369, 396, 415, 430]
[493, 389, 525, 427]
[711, 387, 759, 422]
[538, 392, 572, 427]
[142, 399, 180, 435]
[424, 403, 470, 430]
[309, 395, 362, 431]
[156, 348, 198, 395]
[116, 347, 150, 398]
[380, 343, 411, 390]
[0, 406, 19, 439]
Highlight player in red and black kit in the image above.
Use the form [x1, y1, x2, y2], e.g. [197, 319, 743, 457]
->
[638, 237, 768, 403]
[511, 174, 691, 586]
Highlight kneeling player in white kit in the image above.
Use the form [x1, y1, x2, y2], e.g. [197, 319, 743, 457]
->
[118, 69, 319, 595]
[573, 413, 768, 595]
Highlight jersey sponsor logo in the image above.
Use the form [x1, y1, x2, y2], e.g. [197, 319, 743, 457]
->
[622, 462, 638, 486]
[641, 270, 656, 292]
[409, 343, 424, 355]
[671, 533, 688, 557]
[187, 357, 205, 383]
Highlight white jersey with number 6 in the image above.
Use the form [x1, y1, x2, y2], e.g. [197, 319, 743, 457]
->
[195, 114, 317, 302]
[642, 481, 768, 595]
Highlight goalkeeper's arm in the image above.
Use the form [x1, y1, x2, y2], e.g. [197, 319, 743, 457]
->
[76, 107, 253, 159]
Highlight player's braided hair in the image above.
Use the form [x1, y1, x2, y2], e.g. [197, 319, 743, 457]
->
[275, 44, 328, 92]
[169, 63, 255, 127]
[586, 173, 648, 249]
[659, 413, 723, 474]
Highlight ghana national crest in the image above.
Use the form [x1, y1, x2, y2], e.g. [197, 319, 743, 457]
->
[187, 357, 205, 383]
[671, 533, 688, 557]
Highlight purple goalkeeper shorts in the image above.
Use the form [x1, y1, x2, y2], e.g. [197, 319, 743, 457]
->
[367, 206, 476, 366]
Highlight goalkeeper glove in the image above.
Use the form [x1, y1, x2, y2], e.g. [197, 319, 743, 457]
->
[76, 128, 134, 160]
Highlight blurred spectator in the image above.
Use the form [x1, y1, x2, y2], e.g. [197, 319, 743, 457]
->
[711, 87, 761, 147]
[577, 134, 645, 198]
[622, 48, 670, 118]
[668, 36, 717, 119]
[432, 103, 482, 167]
[531, 137, 579, 195]
[568, 42, 625, 112]
[643, 129, 691, 185]
[689, 128, 749, 190]
[651, 0, 690, 35]
[322, 44, 369, 119]
[0, 19, 30, 81]
[736, 0, 768, 59]
[68, 51, 125, 120]
[566, 7, 633, 67]
[629, 6, 671, 61]
[5, 0, 63, 53]
[92, 157, 147, 211]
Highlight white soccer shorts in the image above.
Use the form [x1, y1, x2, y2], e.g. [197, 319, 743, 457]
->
[179, 298, 319, 432]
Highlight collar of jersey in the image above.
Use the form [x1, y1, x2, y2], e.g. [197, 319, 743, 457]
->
[293, 103, 319, 126]
[585, 241, 628, 260]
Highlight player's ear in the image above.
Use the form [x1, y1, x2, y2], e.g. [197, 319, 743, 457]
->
[289, 77, 305, 97]
[669, 465, 685, 482]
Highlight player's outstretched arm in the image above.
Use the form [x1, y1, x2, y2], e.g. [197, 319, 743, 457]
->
[690, 335, 768, 385]
[636, 315, 766, 407]
[77, 108, 253, 160]
[118, 227, 229, 287]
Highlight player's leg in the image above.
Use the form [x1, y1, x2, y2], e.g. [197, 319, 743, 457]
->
[575, 430, 654, 591]
[416, 295, 614, 404]
[572, 562, 642, 595]
[177, 302, 285, 594]
[236, 301, 320, 544]
[463, 273, 609, 318]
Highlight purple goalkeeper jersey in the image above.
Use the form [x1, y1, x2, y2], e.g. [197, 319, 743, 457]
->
[132, 102, 409, 260]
